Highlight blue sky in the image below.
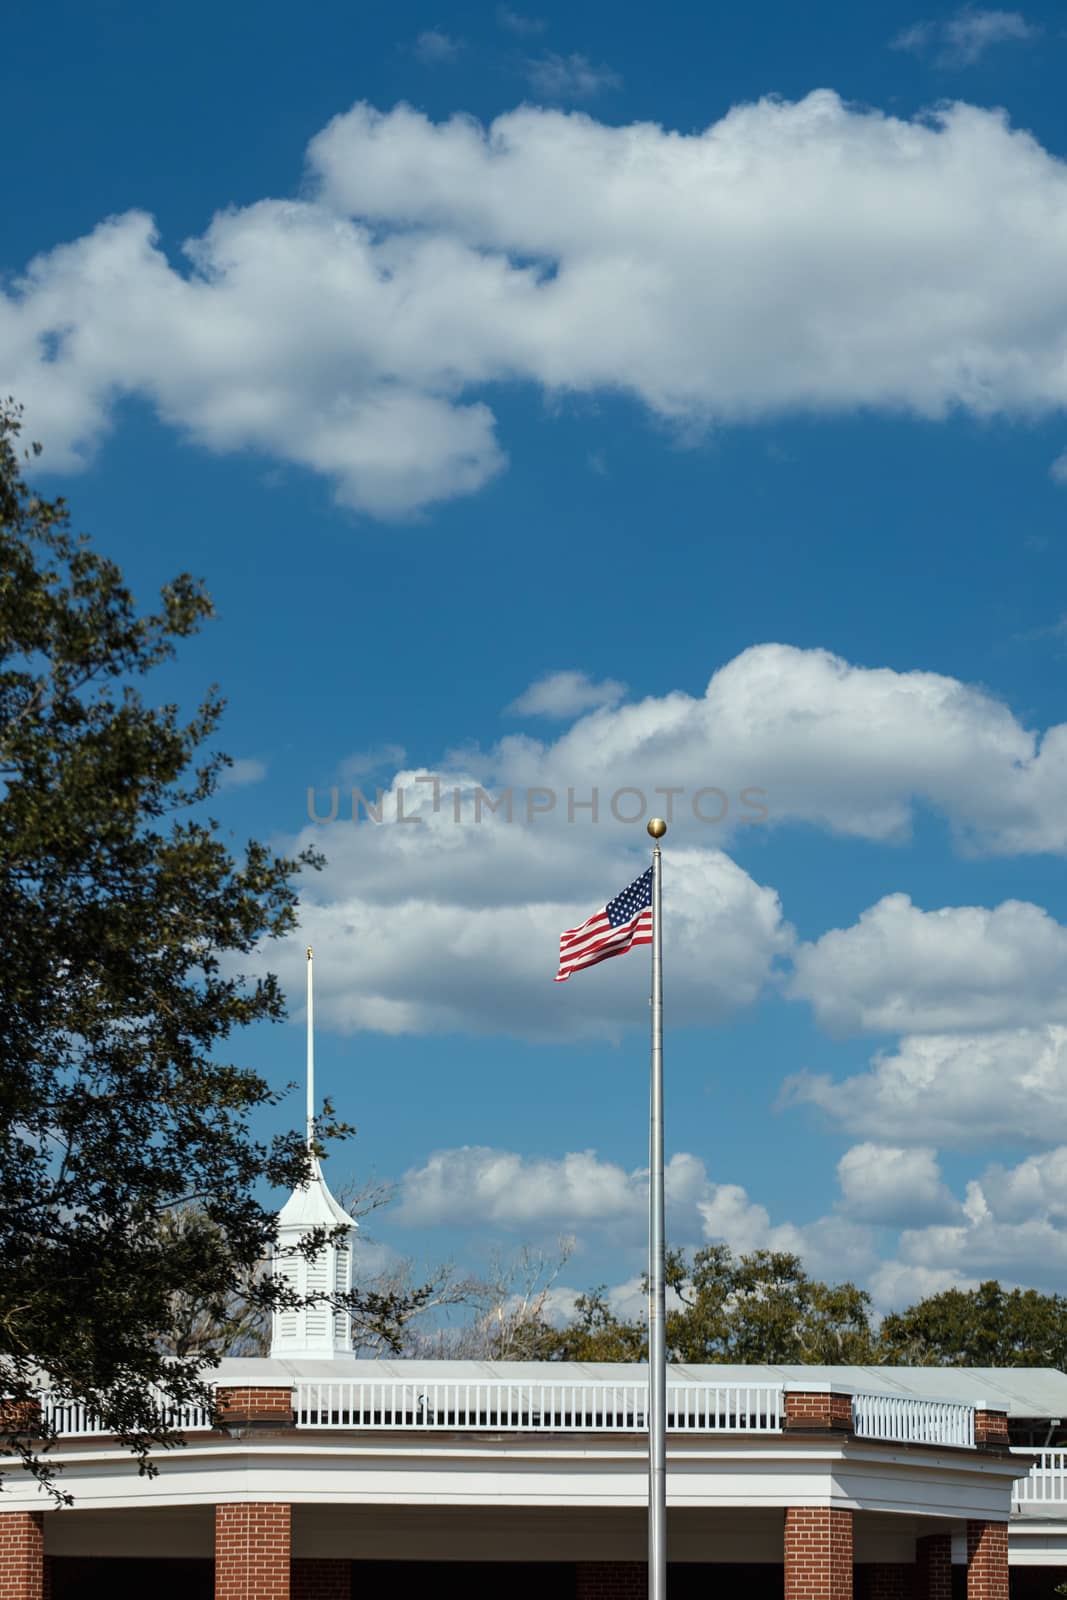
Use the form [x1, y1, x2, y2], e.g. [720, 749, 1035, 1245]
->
[5, 0, 1067, 1325]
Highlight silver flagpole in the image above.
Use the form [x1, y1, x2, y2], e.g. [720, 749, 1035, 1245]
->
[646, 817, 667, 1600]
[306, 946, 315, 1154]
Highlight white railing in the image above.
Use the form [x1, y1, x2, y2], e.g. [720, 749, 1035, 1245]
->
[38, 1390, 215, 1439]
[1013, 1449, 1067, 1506]
[294, 1380, 783, 1434]
[851, 1393, 974, 1448]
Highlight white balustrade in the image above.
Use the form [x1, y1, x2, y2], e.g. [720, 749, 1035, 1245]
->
[851, 1392, 975, 1448]
[293, 1380, 783, 1433]
[37, 1390, 214, 1439]
[1013, 1449, 1067, 1506]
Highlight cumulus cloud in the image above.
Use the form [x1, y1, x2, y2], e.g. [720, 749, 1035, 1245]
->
[413, 28, 463, 65]
[396, 1142, 874, 1282]
[525, 53, 621, 100]
[505, 669, 627, 719]
[836, 1144, 959, 1227]
[783, 1025, 1067, 1146]
[497, 6, 545, 36]
[9, 92, 1067, 513]
[338, 744, 407, 781]
[975, 1146, 1067, 1222]
[218, 756, 268, 790]
[1051, 451, 1067, 485]
[893, 9, 1038, 67]
[393, 1135, 1067, 1309]
[865, 1143, 1067, 1301]
[397, 1146, 706, 1228]
[488, 645, 1067, 856]
[865, 1260, 981, 1311]
[789, 894, 1067, 1034]
[281, 773, 790, 1038]
[264, 639, 1067, 1043]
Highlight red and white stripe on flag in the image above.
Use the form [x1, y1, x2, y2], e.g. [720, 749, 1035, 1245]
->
[555, 866, 654, 982]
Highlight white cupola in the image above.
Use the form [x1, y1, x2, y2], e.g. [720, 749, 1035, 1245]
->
[270, 946, 357, 1360]
[270, 1158, 357, 1358]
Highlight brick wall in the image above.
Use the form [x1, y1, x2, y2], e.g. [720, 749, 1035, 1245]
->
[574, 1562, 646, 1598]
[966, 1521, 1008, 1600]
[0, 1403, 41, 1438]
[0, 1512, 44, 1600]
[216, 1388, 294, 1426]
[785, 1391, 855, 1431]
[784, 1507, 853, 1600]
[215, 1503, 291, 1600]
[916, 1534, 951, 1600]
[973, 1411, 1009, 1447]
[291, 1560, 350, 1600]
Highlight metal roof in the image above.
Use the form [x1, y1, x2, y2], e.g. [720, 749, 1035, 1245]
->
[212, 1358, 1067, 1417]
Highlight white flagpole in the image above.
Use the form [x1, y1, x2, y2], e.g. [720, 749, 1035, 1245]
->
[306, 945, 315, 1155]
[646, 817, 667, 1600]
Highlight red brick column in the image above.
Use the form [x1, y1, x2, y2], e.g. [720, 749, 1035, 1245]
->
[0, 1513, 44, 1600]
[215, 1387, 294, 1428]
[215, 1504, 291, 1600]
[784, 1507, 853, 1600]
[966, 1521, 1008, 1600]
[864, 1563, 916, 1598]
[291, 1561, 351, 1600]
[973, 1411, 1009, 1448]
[574, 1563, 646, 1598]
[916, 1535, 951, 1600]
[785, 1390, 854, 1432]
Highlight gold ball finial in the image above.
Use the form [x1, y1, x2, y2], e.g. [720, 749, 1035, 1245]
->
[647, 817, 667, 839]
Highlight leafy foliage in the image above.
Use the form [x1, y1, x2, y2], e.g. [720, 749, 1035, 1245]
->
[877, 1282, 1067, 1368]
[0, 401, 342, 1492]
[664, 1246, 875, 1364]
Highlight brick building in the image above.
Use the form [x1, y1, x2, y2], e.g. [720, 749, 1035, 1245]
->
[5, 1357, 1067, 1599]
[5, 1171, 1067, 1598]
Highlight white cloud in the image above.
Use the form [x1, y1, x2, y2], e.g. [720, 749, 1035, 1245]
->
[783, 1025, 1067, 1146]
[414, 28, 462, 65]
[893, 8, 1038, 65]
[789, 894, 1067, 1034]
[218, 756, 268, 790]
[398, 1145, 667, 1228]
[836, 1143, 959, 1226]
[897, 1213, 1067, 1284]
[497, 6, 545, 36]
[488, 645, 1067, 856]
[338, 744, 407, 781]
[282, 776, 790, 1038]
[393, 1134, 1067, 1311]
[9, 92, 1067, 514]
[396, 1142, 874, 1282]
[1051, 450, 1067, 485]
[870, 1143, 1067, 1300]
[975, 1146, 1067, 1222]
[892, 22, 936, 54]
[397, 1146, 736, 1235]
[506, 670, 627, 719]
[525, 53, 621, 100]
[263, 638, 1067, 1044]
[865, 1259, 980, 1311]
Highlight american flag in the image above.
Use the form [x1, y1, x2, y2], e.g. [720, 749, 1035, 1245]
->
[555, 867, 654, 982]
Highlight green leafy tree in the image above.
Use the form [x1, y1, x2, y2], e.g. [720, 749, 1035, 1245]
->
[0, 402, 345, 1493]
[876, 1282, 1067, 1368]
[540, 1286, 648, 1363]
[665, 1246, 874, 1364]
[517, 1246, 874, 1364]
